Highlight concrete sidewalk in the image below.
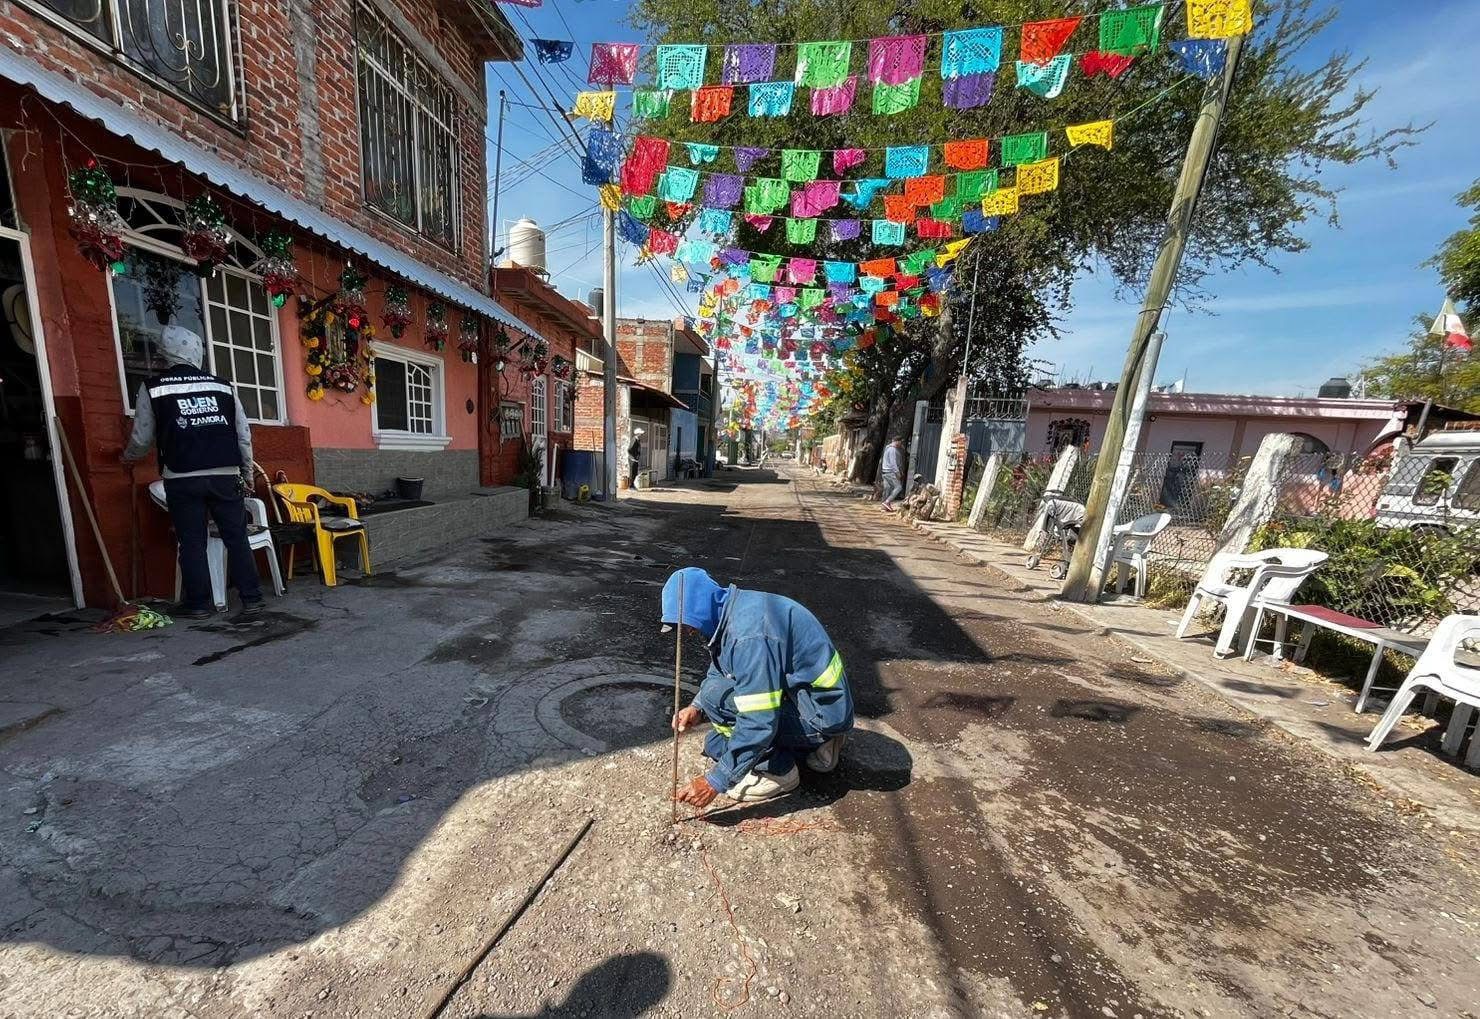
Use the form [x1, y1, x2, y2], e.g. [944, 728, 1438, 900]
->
[912, 517, 1480, 835]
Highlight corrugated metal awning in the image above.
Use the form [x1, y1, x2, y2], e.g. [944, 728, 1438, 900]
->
[0, 47, 545, 342]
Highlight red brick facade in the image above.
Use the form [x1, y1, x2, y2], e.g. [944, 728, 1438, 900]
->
[0, 0, 519, 605]
[0, 0, 506, 288]
[483, 267, 598, 487]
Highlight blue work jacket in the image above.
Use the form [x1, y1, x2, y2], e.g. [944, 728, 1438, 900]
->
[694, 586, 853, 791]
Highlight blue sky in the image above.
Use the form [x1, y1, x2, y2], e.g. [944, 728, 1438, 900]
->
[484, 1, 1479, 397]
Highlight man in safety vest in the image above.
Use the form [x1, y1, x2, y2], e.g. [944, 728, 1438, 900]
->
[122, 325, 263, 618]
[666, 567, 854, 806]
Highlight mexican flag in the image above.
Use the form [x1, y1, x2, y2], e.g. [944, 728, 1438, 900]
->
[1430, 298, 1472, 352]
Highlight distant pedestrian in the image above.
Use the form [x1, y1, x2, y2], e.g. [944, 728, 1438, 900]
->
[880, 437, 906, 511]
[628, 427, 644, 484]
[121, 326, 263, 618]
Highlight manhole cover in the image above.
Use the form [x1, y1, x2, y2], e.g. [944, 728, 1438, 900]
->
[560, 681, 673, 745]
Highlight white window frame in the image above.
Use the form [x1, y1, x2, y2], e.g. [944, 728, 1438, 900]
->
[530, 375, 548, 438]
[554, 380, 573, 432]
[105, 190, 286, 425]
[371, 343, 450, 450]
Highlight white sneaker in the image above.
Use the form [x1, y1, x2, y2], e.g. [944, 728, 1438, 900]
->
[726, 765, 800, 802]
[804, 734, 848, 773]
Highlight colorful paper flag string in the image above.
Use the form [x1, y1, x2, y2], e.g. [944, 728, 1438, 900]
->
[1015, 55, 1072, 99]
[589, 42, 639, 85]
[1065, 120, 1114, 149]
[1020, 16, 1082, 64]
[533, 39, 573, 64]
[1187, 0, 1254, 40]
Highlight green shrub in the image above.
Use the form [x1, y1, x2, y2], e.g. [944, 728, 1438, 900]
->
[1247, 517, 1476, 628]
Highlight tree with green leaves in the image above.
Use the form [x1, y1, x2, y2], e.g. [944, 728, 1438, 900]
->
[1431, 178, 1480, 314]
[1358, 316, 1480, 413]
[628, 0, 1415, 481]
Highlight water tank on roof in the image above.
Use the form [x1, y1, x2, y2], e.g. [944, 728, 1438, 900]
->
[587, 287, 605, 315]
[508, 218, 546, 272]
[1318, 376, 1353, 398]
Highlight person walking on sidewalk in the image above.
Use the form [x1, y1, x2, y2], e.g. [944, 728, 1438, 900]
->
[122, 326, 263, 619]
[665, 567, 854, 806]
[880, 437, 906, 511]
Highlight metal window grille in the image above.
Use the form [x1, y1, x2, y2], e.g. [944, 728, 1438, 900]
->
[25, 0, 238, 116]
[355, 2, 459, 248]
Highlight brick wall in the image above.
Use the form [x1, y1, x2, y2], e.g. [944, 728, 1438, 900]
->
[0, 0, 494, 290]
[615, 319, 674, 395]
[943, 434, 970, 521]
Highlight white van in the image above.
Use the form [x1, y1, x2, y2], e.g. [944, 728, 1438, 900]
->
[1374, 430, 1480, 533]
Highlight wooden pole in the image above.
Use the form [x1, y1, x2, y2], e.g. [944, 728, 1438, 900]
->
[53, 415, 126, 606]
[670, 574, 684, 824]
[1061, 32, 1247, 602]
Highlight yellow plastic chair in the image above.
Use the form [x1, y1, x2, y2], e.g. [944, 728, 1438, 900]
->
[271, 483, 371, 587]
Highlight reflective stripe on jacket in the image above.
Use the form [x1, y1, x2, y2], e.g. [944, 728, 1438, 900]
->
[695, 586, 854, 791]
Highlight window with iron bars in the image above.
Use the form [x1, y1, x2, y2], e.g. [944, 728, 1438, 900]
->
[355, 2, 460, 249]
[23, 0, 238, 117]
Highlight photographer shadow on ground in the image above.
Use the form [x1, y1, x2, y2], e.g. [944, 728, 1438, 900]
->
[473, 950, 671, 1018]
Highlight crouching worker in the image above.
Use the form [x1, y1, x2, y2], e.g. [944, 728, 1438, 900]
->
[665, 567, 854, 807]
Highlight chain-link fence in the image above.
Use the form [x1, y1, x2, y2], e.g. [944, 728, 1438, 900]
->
[964, 444, 1480, 636]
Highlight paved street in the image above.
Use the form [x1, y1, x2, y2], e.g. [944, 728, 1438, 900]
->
[1, 465, 1477, 1018]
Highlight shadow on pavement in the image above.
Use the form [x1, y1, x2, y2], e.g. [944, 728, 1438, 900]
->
[473, 950, 672, 1018]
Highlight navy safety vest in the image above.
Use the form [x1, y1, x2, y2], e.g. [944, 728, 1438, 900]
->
[146, 367, 242, 474]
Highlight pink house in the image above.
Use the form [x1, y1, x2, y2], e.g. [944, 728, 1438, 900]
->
[1025, 388, 1408, 459]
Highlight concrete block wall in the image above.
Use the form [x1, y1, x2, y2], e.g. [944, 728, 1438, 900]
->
[313, 449, 480, 500]
[360, 487, 528, 565]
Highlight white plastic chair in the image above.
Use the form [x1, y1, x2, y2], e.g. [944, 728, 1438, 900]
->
[1108, 511, 1171, 598]
[149, 480, 284, 609]
[1175, 548, 1328, 658]
[1365, 615, 1480, 766]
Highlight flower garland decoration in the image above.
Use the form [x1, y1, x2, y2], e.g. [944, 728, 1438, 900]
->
[425, 301, 449, 351]
[551, 355, 574, 381]
[66, 159, 128, 274]
[518, 337, 551, 379]
[333, 265, 369, 329]
[457, 312, 480, 362]
[138, 251, 184, 325]
[250, 231, 298, 307]
[182, 194, 233, 276]
[383, 283, 413, 337]
[298, 290, 375, 404]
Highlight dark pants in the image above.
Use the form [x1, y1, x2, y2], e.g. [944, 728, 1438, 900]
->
[164, 475, 262, 611]
[703, 698, 831, 778]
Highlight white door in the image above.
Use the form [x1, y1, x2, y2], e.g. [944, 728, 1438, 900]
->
[529, 375, 548, 483]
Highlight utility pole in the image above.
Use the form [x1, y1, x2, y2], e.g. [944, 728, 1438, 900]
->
[602, 208, 619, 497]
[1061, 32, 1246, 602]
[489, 90, 506, 264]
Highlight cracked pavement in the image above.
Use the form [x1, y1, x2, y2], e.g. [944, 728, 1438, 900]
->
[0, 465, 1477, 1017]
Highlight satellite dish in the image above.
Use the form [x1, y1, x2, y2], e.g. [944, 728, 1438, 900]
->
[2, 283, 36, 356]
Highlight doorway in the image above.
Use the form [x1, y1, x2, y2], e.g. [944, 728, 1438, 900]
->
[1158, 440, 1204, 517]
[0, 233, 73, 604]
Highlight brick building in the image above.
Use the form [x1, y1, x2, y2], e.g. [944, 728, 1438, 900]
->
[0, 0, 551, 608]
[486, 264, 602, 488]
[572, 317, 713, 491]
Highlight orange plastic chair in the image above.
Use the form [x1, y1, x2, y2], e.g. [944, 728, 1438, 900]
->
[271, 483, 371, 587]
